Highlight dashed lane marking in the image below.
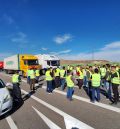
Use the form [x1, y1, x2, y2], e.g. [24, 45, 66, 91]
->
[6, 116, 18, 129]
[32, 106, 62, 129]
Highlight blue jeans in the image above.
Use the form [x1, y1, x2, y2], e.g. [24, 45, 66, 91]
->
[61, 78, 65, 90]
[83, 76, 87, 86]
[27, 76, 30, 84]
[67, 87, 74, 100]
[104, 81, 112, 99]
[91, 87, 100, 102]
[46, 81, 53, 93]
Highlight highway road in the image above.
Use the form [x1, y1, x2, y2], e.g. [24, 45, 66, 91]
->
[0, 72, 120, 129]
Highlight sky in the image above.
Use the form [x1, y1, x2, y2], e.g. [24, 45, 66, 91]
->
[0, 0, 120, 61]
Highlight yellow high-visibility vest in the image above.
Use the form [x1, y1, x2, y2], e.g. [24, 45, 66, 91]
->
[12, 74, 19, 83]
[27, 69, 31, 76]
[111, 72, 120, 85]
[30, 70, 35, 79]
[91, 73, 101, 87]
[60, 69, 66, 78]
[70, 67, 73, 71]
[35, 70, 40, 76]
[66, 75, 74, 87]
[45, 71, 53, 81]
[78, 70, 83, 79]
[100, 67, 106, 77]
[54, 68, 60, 77]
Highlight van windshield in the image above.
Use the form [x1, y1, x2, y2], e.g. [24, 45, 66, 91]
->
[51, 60, 60, 66]
[0, 79, 5, 88]
[25, 60, 39, 66]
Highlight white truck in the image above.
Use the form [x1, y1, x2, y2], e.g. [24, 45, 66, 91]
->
[35, 54, 60, 73]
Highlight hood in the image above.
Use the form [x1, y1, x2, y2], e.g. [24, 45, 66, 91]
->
[0, 87, 9, 101]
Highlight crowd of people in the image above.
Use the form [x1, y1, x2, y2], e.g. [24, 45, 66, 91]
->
[45, 64, 120, 104]
[11, 64, 120, 106]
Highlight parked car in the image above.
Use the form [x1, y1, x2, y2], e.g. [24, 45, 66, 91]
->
[0, 79, 13, 116]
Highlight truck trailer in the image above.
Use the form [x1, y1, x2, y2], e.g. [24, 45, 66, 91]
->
[4, 54, 40, 76]
[0, 61, 4, 70]
[35, 54, 60, 73]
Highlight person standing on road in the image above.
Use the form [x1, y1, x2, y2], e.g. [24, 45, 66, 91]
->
[60, 66, 66, 90]
[66, 71, 75, 101]
[110, 66, 120, 105]
[54, 66, 60, 88]
[35, 68, 40, 83]
[27, 68, 31, 84]
[91, 68, 101, 103]
[104, 65, 112, 100]
[29, 68, 35, 91]
[86, 66, 93, 96]
[77, 67, 84, 89]
[12, 71, 23, 104]
[45, 68, 53, 93]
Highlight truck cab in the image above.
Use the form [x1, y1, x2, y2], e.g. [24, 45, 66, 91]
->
[36, 54, 60, 73]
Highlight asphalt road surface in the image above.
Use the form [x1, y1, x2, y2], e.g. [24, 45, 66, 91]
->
[0, 72, 120, 129]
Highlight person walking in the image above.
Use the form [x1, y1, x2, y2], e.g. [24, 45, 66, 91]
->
[66, 71, 75, 101]
[91, 68, 101, 103]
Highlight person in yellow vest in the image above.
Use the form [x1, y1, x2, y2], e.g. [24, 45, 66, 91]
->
[104, 64, 112, 100]
[29, 68, 35, 91]
[86, 66, 93, 96]
[54, 66, 60, 88]
[77, 68, 84, 89]
[70, 66, 73, 71]
[12, 71, 23, 104]
[110, 66, 120, 105]
[45, 68, 53, 93]
[67, 65, 70, 73]
[66, 71, 75, 101]
[27, 68, 31, 84]
[100, 65, 106, 87]
[91, 68, 101, 103]
[60, 66, 66, 90]
[35, 68, 40, 83]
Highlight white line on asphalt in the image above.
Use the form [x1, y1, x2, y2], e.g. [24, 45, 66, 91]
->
[1, 73, 120, 113]
[6, 116, 18, 129]
[21, 89, 94, 129]
[42, 86, 120, 113]
[32, 106, 61, 129]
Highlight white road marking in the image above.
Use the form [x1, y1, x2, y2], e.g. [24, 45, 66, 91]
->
[6, 116, 18, 129]
[32, 106, 61, 129]
[21, 89, 94, 129]
[43, 86, 120, 113]
[1, 73, 120, 113]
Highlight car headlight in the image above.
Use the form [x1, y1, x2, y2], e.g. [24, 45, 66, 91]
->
[3, 95, 11, 103]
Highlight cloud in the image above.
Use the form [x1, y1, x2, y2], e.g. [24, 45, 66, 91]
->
[102, 41, 120, 50]
[0, 53, 13, 60]
[50, 49, 72, 55]
[58, 42, 120, 62]
[11, 32, 28, 43]
[54, 34, 73, 44]
[41, 47, 48, 51]
[3, 14, 14, 25]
